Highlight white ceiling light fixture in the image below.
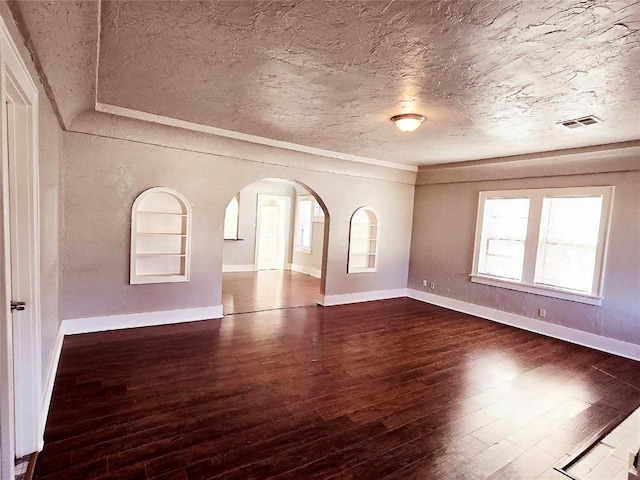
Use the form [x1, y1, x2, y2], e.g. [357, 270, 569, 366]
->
[391, 113, 426, 132]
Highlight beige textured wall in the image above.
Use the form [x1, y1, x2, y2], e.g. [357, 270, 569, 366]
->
[38, 88, 62, 378]
[408, 148, 640, 345]
[61, 131, 414, 320]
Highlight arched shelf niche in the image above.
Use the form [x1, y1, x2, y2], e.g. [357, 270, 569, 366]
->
[347, 206, 378, 273]
[130, 187, 192, 284]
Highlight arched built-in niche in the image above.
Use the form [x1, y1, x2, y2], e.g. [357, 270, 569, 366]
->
[130, 187, 192, 284]
[348, 207, 378, 273]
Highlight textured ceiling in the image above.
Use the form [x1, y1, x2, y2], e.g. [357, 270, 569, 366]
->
[13, 0, 640, 166]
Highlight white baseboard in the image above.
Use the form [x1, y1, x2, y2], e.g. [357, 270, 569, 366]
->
[222, 264, 255, 273]
[407, 289, 640, 361]
[291, 263, 322, 278]
[62, 305, 224, 335]
[40, 326, 64, 446]
[318, 288, 407, 307]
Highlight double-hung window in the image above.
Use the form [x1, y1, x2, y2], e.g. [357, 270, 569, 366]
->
[295, 196, 313, 253]
[471, 186, 614, 305]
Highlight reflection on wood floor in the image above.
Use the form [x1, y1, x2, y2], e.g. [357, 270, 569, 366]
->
[222, 270, 321, 314]
[35, 298, 640, 480]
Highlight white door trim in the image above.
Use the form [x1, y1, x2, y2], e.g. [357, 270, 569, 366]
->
[0, 15, 42, 477]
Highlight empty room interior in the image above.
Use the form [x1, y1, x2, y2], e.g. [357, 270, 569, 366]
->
[0, 1, 639, 479]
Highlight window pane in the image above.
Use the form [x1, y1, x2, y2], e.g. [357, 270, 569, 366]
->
[478, 197, 529, 281]
[535, 196, 603, 293]
[296, 199, 313, 248]
[314, 201, 324, 217]
[223, 196, 239, 239]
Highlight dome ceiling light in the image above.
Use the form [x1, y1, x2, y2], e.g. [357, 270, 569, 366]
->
[390, 113, 426, 132]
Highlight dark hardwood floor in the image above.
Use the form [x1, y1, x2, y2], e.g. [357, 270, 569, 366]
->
[222, 270, 321, 314]
[35, 298, 639, 480]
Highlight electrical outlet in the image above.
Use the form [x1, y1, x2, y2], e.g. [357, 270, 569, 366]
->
[429, 282, 435, 289]
[422, 280, 428, 287]
[538, 308, 546, 318]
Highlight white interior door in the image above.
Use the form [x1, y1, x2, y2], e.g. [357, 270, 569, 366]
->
[6, 88, 41, 458]
[0, 20, 42, 478]
[255, 195, 291, 270]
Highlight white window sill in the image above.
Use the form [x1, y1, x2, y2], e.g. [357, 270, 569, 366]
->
[470, 274, 602, 306]
[295, 246, 312, 254]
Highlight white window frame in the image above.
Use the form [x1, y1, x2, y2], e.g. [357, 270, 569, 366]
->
[471, 186, 615, 305]
[294, 195, 314, 253]
[223, 194, 240, 240]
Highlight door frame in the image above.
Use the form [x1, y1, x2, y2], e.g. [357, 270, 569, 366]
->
[0, 15, 42, 477]
[254, 194, 291, 271]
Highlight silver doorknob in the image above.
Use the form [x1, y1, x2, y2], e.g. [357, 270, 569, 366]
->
[10, 301, 25, 311]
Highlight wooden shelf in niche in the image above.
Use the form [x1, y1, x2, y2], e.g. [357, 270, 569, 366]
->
[130, 187, 192, 284]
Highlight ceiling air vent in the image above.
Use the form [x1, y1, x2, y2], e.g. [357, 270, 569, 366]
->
[559, 115, 603, 129]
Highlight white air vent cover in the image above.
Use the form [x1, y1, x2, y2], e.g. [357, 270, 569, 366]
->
[559, 116, 603, 129]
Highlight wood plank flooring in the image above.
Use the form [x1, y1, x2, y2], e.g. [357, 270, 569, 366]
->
[34, 298, 640, 480]
[222, 270, 320, 314]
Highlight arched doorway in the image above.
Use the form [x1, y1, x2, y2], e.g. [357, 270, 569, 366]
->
[221, 178, 328, 314]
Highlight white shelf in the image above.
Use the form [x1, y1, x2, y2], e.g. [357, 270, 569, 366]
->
[136, 232, 186, 236]
[137, 211, 188, 216]
[348, 266, 377, 273]
[135, 253, 186, 257]
[130, 274, 189, 285]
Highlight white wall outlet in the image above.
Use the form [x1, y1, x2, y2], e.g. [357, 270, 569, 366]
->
[429, 282, 435, 289]
[538, 308, 546, 318]
[422, 280, 428, 287]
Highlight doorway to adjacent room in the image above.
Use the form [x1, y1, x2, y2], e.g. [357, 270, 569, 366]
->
[222, 178, 328, 315]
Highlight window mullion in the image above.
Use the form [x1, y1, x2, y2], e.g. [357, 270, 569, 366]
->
[521, 193, 542, 284]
